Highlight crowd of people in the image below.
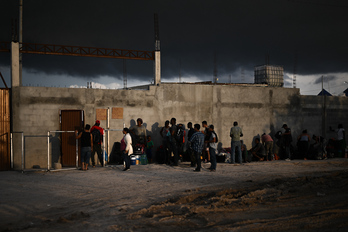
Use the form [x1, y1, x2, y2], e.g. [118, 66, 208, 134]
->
[76, 119, 346, 172]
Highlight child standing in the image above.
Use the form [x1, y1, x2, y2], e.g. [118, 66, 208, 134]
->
[146, 135, 154, 163]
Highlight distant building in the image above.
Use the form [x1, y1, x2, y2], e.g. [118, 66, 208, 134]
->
[254, 65, 284, 87]
[318, 89, 332, 96]
[343, 88, 348, 96]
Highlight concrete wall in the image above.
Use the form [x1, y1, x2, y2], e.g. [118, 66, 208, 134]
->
[11, 84, 348, 170]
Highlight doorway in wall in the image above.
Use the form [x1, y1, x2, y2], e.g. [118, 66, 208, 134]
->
[60, 110, 84, 167]
[0, 89, 10, 171]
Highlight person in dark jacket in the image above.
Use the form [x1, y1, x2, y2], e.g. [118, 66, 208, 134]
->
[76, 124, 93, 171]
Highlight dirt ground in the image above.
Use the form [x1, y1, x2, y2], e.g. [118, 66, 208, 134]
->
[1, 159, 348, 232]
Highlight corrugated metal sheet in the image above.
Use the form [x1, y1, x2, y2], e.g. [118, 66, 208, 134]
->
[0, 89, 10, 171]
[61, 110, 83, 167]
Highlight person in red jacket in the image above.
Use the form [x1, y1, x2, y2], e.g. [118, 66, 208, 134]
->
[90, 120, 104, 167]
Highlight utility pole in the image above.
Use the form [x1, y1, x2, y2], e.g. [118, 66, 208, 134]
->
[123, 59, 127, 89]
[241, 67, 245, 83]
[154, 13, 161, 85]
[321, 76, 327, 138]
[179, 58, 181, 83]
[19, 0, 23, 86]
[213, 51, 218, 84]
[293, 51, 297, 88]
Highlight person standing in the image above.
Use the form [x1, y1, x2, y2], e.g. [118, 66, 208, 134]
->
[230, 121, 243, 164]
[75, 124, 93, 171]
[159, 120, 170, 164]
[282, 124, 292, 161]
[187, 122, 196, 167]
[297, 130, 311, 160]
[90, 120, 104, 167]
[190, 124, 205, 172]
[261, 133, 274, 161]
[330, 124, 346, 157]
[206, 125, 218, 172]
[202, 121, 210, 162]
[121, 128, 133, 171]
[146, 135, 154, 163]
[130, 118, 147, 146]
[169, 118, 179, 166]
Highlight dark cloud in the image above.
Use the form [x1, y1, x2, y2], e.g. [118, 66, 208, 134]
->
[1, 0, 348, 85]
[313, 74, 339, 85]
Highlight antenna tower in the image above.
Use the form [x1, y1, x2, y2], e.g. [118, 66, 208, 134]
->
[154, 14, 160, 51]
[241, 67, 245, 83]
[293, 51, 297, 88]
[213, 51, 218, 84]
[123, 59, 127, 89]
[265, 52, 270, 65]
[179, 59, 181, 82]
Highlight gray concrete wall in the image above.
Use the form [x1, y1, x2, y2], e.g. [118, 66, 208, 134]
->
[11, 84, 348, 170]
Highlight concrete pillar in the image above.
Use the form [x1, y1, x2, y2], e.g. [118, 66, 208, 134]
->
[154, 51, 161, 85]
[11, 42, 21, 87]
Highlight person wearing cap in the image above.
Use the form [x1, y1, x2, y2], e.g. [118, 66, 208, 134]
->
[206, 125, 218, 172]
[230, 121, 243, 164]
[90, 120, 104, 167]
[282, 124, 292, 161]
[130, 118, 147, 146]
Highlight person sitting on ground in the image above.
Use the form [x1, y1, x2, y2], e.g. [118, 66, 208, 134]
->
[297, 129, 311, 160]
[249, 138, 266, 161]
[240, 140, 249, 163]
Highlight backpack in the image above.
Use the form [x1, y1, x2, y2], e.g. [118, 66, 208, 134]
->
[212, 131, 219, 143]
[91, 128, 101, 144]
[275, 131, 282, 140]
[176, 125, 184, 144]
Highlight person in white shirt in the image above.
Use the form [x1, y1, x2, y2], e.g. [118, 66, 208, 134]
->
[121, 128, 133, 171]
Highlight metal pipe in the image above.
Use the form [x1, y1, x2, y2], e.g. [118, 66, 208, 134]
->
[76, 138, 78, 169]
[51, 130, 75, 133]
[10, 133, 13, 169]
[102, 132, 106, 167]
[47, 131, 50, 171]
[107, 107, 110, 159]
[21, 132, 24, 171]
[19, 0, 23, 86]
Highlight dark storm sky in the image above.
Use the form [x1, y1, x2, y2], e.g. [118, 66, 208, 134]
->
[1, 0, 348, 85]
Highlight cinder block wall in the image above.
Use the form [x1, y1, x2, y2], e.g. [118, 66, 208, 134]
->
[11, 84, 348, 170]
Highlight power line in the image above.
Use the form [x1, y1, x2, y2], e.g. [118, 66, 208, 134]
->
[300, 83, 346, 93]
[288, 0, 348, 8]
